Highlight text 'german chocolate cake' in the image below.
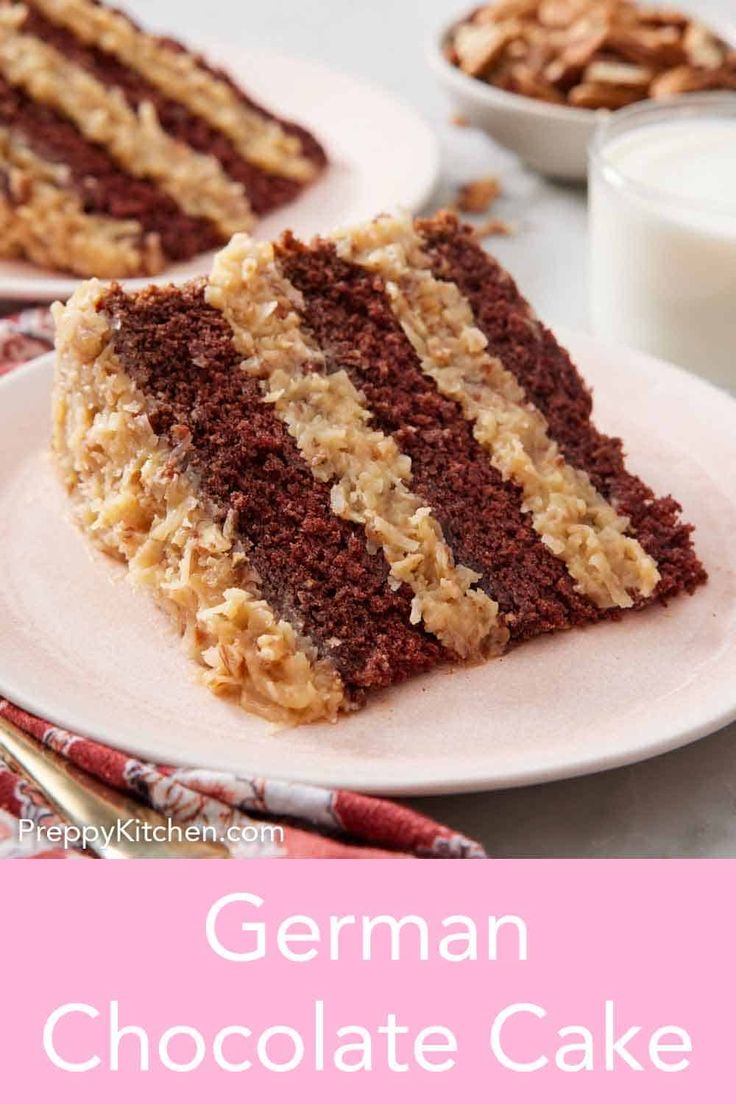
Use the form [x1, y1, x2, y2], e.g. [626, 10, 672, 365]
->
[0, 0, 326, 277]
[52, 212, 706, 725]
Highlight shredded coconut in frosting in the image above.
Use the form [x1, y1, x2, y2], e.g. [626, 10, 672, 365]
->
[52, 280, 345, 724]
[0, 127, 161, 276]
[207, 235, 508, 660]
[336, 214, 660, 609]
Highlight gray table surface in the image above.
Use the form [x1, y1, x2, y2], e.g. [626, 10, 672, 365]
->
[127, 0, 735, 856]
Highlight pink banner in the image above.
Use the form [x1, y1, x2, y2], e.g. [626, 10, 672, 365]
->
[0, 860, 730, 1100]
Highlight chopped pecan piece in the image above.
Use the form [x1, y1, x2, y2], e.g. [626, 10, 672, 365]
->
[568, 81, 646, 108]
[683, 23, 725, 70]
[455, 176, 503, 213]
[455, 21, 519, 76]
[584, 60, 654, 88]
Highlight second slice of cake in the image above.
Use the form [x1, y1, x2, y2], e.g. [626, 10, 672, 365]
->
[52, 212, 706, 725]
[0, 0, 326, 277]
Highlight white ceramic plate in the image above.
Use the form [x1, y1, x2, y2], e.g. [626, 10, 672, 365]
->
[1, 333, 735, 796]
[0, 44, 440, 302]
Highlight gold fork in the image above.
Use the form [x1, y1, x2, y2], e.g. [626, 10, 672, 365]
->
[0, 713, 228, 859]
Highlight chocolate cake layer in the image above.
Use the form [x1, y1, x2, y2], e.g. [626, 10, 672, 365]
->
[277, 236, 601, 641]
[21, 3, 323, 216]
[0, 75, 219, 260]
[419, 215, 707, 599]
[208, 234, 507, 659]
[101, 283, 446, 697]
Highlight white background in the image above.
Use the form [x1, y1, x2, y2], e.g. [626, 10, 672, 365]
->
[124, 0, 736, 856]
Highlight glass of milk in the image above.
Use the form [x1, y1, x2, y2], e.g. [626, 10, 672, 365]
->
[589, 93, 736, 391]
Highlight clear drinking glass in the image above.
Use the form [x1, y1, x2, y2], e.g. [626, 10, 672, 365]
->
[589, 93, 736, 392]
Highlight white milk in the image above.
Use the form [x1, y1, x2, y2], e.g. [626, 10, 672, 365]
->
[589, 107, 736, 391]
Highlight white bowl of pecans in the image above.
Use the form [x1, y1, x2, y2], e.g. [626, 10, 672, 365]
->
[430, 0, 736, 182]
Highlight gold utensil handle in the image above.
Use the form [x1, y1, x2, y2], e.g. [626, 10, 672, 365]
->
[0, 714, 228, 859]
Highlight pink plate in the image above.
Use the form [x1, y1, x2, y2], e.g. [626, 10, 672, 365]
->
[0, 332, 735, 795]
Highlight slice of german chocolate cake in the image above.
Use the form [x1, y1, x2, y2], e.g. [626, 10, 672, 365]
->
[52, 212, 706, 724]
[0, 0, 326, 277]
